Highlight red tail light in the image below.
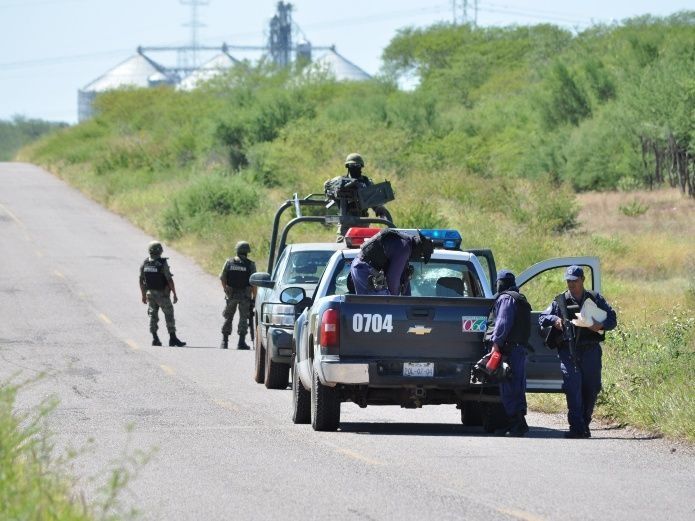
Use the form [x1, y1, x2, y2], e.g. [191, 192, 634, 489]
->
[320, 308, 340, 349]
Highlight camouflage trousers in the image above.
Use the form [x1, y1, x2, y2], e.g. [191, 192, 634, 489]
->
[222, 295, 252, 336]
[147, 289, 176, 334]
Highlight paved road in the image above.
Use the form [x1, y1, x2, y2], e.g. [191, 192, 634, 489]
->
[1, 163, 693, 521]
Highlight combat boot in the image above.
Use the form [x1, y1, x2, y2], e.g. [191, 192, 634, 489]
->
[507, 414, 528, 437]
[220, 334, 229, 349]
[237, 335, 250, 350]
[152, 333, 162, 346]
[169, 334, 186, 347]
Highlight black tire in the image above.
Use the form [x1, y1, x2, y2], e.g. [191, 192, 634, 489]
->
[264, 343, 290, 390]
[482, 402, 508, 433]
[460, 401, 483, 427]
[291, 356, 311, 424]
[254, 334, 265, 384]
[311, 368, 340, 431]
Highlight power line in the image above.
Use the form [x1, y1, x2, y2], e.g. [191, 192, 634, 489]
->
[0, 49, 131, 71]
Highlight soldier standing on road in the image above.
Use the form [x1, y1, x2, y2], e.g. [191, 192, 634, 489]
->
[539, 265, 617, 438]
[220, 241, 256, 350]
[139, 241, 186, 347]
[485, 270, 532, 437]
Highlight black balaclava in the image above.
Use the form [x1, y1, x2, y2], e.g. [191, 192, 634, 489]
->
[496, 278, 517, 294]
[347, 165, 362, 179]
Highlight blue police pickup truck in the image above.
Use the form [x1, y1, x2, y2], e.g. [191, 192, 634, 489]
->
[284, 229, 601, 431]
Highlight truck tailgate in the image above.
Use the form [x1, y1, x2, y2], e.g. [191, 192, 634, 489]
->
[339, 295, 494, 360]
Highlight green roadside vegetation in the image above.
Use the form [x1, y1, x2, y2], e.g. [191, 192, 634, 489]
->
[0, 116, 68, 161]
[20, 13, 694, 440]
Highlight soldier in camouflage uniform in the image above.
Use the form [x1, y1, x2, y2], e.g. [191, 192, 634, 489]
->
[139, 241, 186, 347]
[220, 241, 256, 350]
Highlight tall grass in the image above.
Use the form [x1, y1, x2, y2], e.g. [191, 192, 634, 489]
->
[1, 379, 152, 520]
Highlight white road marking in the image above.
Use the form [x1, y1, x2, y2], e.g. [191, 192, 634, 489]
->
[496, 507, 546, 521]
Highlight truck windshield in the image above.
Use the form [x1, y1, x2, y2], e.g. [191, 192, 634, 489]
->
[329, 258, 485, 297]
[282, 250, 336, 285]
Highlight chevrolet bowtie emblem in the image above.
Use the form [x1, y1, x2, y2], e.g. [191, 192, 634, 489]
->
[408, 325, 432, 335]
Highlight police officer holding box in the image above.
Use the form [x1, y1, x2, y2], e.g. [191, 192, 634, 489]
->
[220, 241, 256, 350]
[539, 265, 617, 438]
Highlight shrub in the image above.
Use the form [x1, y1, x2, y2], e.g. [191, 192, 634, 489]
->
[619, 199, 649, 217]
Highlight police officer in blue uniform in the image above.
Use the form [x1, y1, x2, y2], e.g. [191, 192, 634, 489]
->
[350, 229, 434, 296]
[486, 270, 532, 436]
[539, 265, 617, 438]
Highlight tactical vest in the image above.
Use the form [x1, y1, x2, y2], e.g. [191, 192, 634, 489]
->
[142, 258, 168, 290]
[226, 257, 253, 289]
[485, 290, 532, 349]
[559, 290, 606, 344]
[360, 228, 405, 270]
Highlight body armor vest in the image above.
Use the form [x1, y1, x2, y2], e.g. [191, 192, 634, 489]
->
[142, 258, 168, 290]
[485, 290, 532, 350]
[360, 228, 405, 270]
[561, 291, 606, 344]
[226, 257, 253, 289]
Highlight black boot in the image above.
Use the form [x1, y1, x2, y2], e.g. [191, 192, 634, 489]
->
[220, 334, 229, 349]
[152, 332, 162, 346]
[169, 333, 186, 347]
[237, 335, 250, 350]
[507, 414, 528, 437]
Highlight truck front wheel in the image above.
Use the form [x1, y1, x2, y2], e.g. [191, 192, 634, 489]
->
[254, 335, 265, 384]
[311, 368, 340, 431]
[265, 346, 290, 389]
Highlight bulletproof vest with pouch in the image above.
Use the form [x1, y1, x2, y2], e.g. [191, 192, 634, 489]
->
[485, 290, 532, 349]
[571, 291, 606, 344]
[359, 228, 403, 270]
[226, 257, 253, 289]
[142, 258, 168, 290]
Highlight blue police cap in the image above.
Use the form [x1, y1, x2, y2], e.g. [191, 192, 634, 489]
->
[564, 265, 584, 281]
[496, 269, 516, 282]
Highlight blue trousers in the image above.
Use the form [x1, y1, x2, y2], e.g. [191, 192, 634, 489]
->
[500, 344, 527, 417]
[558, 344, 602, 433]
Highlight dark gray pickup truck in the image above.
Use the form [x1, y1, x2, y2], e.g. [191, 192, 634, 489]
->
[287, 242, 601, 431]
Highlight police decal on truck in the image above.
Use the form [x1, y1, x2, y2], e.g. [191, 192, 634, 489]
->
[462, 316, 487, 332]
[352, 313, 394, 333]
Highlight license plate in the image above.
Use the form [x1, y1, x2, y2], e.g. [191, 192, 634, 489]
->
[403, 362, 434, 377]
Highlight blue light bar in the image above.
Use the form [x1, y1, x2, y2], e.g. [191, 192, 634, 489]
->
[400, 229, 462, 250]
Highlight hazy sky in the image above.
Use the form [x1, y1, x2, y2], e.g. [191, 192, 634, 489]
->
[0, 0, 691, 124]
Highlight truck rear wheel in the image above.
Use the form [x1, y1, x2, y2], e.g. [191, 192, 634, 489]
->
[292, 356, 310, 424]
[311, 368, 340, 431]
[254, 335, 265, 384]
[264, 346, 290, 389]
[482, 402, 508, 433]
[460, 401, 483, 427]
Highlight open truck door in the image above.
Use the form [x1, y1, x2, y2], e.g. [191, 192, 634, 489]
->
[516, 256, 601, 392]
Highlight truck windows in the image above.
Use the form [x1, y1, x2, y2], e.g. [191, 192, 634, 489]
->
[326, 258, 485, 297]
[282, 251, 335, 285]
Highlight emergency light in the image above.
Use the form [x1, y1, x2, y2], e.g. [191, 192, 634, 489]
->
[401, 229, 462, 250]
[344, 227, 380, 248]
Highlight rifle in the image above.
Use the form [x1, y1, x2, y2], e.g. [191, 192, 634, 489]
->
[556, 293, 579, 360]
[248, 300, 255, 343]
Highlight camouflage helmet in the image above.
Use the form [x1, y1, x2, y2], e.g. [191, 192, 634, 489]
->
[344, 153, 364, 168]
[236, 241, 251, 255]
[148, 241, 163, 256]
